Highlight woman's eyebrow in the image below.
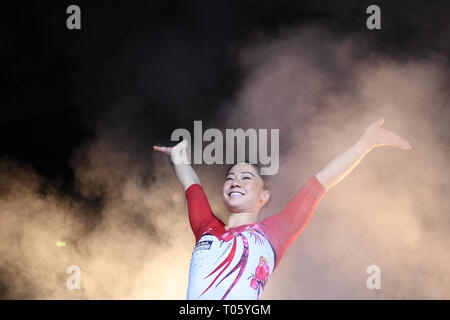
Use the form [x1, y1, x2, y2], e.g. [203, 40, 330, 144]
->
[226, 171, 255, 177]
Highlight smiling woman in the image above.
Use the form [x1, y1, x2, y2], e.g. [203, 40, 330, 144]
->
[223, 162, 270, 228]
[152, 117, 411, 299]
[183, 162, 325, 300]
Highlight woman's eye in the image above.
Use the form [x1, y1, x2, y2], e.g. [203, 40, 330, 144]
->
[243, 176, 251, 180]
[226, 177, 233, 181]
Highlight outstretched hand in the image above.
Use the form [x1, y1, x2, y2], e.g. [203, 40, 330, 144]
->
[153, 139, 190, 164]
[152, 145, 173, 156]
[153, 139, 199, 188]
[362, 117, 412, 151]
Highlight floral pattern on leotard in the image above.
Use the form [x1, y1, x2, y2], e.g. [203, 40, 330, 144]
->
[248, 256, 270, 299]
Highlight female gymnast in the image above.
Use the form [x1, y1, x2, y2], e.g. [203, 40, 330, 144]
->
[153, 117, 411, 300]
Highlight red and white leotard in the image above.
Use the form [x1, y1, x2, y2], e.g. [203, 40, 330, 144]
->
[185, 176, 326, 300]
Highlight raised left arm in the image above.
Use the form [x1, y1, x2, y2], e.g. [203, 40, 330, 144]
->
[315, 117, 412, 192]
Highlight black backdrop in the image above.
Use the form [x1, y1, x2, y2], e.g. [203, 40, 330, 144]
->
[2, 0, 449, 192]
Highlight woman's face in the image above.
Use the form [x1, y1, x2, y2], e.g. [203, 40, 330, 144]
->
[222, 163, 269, 214]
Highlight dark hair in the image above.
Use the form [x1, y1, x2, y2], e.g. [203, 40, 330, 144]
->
[226, 161, 270, 191]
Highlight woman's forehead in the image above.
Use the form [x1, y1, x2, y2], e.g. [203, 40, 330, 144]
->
[228, 163, 259, 175]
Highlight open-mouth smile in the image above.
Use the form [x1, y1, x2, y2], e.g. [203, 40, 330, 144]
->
[228, 191, 245, 197]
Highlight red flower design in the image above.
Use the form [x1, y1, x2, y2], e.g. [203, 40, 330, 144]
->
[250, 278, 258, 290]
[255, 264, 269, 282]
[248, 256, 270, 297]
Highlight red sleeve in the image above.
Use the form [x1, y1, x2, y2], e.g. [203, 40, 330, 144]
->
[185, 184, 224, 243]
[261, 176, 326, 269]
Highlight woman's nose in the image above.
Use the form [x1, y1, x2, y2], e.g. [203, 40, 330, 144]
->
[231, 180, 241, 187]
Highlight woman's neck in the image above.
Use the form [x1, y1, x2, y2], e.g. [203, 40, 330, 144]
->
[226, 212, 258, 230]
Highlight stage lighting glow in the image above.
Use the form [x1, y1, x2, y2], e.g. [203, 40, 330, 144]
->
[56, 241, 67, 247]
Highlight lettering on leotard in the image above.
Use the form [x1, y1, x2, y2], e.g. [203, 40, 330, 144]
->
[193, 240, 213, 253]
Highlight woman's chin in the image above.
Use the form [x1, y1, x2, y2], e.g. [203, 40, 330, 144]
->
[225, 199, 245, 211]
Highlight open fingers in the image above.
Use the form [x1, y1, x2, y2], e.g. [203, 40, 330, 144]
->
[153, 145, 172, 155]
[153, 139, 188, 154]
[381, 129, 412, 150]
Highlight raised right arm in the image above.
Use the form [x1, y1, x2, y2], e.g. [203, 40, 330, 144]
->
[154, 139, 222, 242]
[153, 139, 200, 190]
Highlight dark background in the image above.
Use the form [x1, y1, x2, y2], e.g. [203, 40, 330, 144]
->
[1, 0, 449, 196]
